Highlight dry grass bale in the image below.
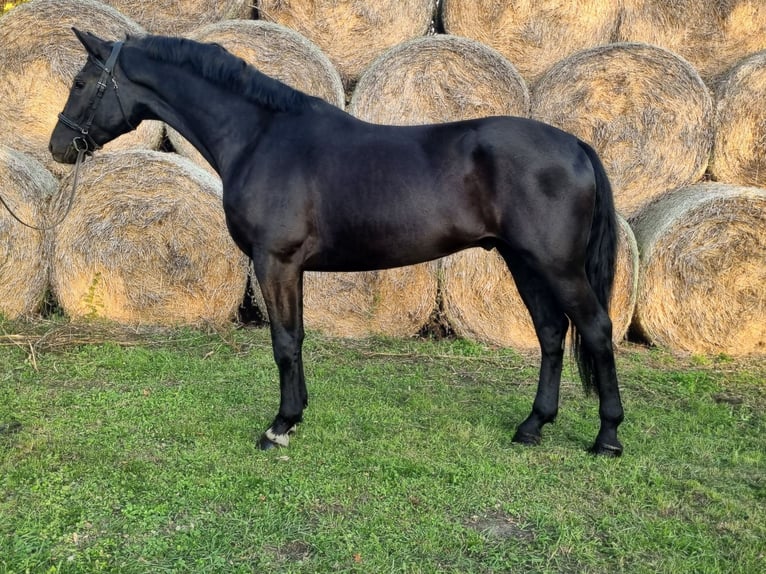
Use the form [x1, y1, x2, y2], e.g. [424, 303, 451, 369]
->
[711, 51, 766, 187]
[167, 19, 344, 176]
[0, 146, 57, 319]
[349, 35, 530, 124]
[630, 183, 766, 356]
[100, 0, 252, 35]
[617, 0, 766, 86]
[257, 0, 437, 89]
[532, 43, 714, 218]
[441, 216, 638, 351]
[0, 0, 163, 178]
[303, 267, 438, 338]
[50, 150, 249, 326]
[442, 0, 620, 86]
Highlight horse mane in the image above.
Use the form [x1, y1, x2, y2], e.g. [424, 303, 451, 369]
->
[134, 35, 310, 112]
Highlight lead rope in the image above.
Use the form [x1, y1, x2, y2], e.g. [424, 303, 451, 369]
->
[0, 139, 86, 231]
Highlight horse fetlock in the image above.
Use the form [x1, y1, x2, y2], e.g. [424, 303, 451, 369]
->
[534, 407, 558, 425]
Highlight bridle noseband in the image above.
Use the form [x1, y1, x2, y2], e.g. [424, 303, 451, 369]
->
[57, 40, 135, 154]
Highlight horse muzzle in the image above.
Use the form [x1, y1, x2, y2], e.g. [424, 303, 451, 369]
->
[49, 142, 79, 164]
[49, 134, 95, 164]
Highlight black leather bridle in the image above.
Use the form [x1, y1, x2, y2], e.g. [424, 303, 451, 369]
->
[1, 42, 136, 230]
[57, 41, 135, 154]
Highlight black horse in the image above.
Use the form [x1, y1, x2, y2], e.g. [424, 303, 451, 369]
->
[50, 30, 624, 456]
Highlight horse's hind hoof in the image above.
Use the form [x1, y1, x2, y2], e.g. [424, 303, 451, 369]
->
[512, 430, 542, 446]
[590, 441, 623, 457]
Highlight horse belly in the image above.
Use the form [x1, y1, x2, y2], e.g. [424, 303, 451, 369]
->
[308, 199, 488, 272]
[306, 238, 450, 272]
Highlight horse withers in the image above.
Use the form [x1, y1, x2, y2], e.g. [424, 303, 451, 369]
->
[49, 29, 624, 456]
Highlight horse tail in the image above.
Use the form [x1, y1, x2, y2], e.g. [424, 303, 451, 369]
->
[573, 140, 618, 396]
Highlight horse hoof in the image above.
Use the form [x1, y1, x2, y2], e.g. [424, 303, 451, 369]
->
[590, 441, 623, 457]
[512, 430, 542, 446]
[257, 433, 281, 450]
[257, 425, 296, 451]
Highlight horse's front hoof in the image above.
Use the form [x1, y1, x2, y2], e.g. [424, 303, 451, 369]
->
[512, 430, 542, 446]
[258, 433, 281, 450]
[590, 441, 623, 457]
[257, 425, 295, 451]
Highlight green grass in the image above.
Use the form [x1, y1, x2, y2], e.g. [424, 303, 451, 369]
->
[1, 319, 764, 573]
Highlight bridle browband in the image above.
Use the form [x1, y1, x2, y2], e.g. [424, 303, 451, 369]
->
[57, 40, 135, 154]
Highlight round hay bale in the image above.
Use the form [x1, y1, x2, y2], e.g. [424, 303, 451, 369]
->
[531, 43, 714, 218]
[441, 216, 638, 351]
[303, 267, 438, 338]
[617, 0, 766, 86]
[167, 19, 344, 177]
[0, 0, 164, 178]
[99, 0, 252, 35]
[349, 35, 530, 124]
[257, 0, 437, 89]
[630, 183, 766, 356]
[441, 0, 620, 86]
[0, 146, 57, 319]
[50, 150, 249, 326]
[710, 51, 766, 187]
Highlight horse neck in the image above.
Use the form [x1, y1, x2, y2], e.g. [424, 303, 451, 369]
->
[123, 49, 271, 177]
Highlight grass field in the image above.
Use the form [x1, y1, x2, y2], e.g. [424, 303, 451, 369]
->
[1, 318, 764, 573]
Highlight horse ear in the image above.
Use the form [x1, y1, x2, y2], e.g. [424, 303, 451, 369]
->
[72, 28, 111, 61]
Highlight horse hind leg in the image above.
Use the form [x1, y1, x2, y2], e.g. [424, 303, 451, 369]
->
[546, 271, 624, 456]
[498, 247, 569, 446]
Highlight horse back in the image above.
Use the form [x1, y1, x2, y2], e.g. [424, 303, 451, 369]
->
[224, 111, 594, 272]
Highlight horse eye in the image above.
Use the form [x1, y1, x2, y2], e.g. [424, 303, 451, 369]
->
[74, 79, 85, 90]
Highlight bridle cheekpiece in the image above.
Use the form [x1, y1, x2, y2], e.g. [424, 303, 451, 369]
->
[57, 40, 134, 154]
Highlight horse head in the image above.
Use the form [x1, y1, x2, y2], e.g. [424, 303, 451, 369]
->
[49, 29, 136, 163]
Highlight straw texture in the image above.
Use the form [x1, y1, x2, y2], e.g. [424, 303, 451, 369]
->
[50, 150, 249, 326]
[631, 183, 766, 355]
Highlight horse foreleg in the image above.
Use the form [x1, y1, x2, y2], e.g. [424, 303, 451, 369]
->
[252, 257, 307, 450]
